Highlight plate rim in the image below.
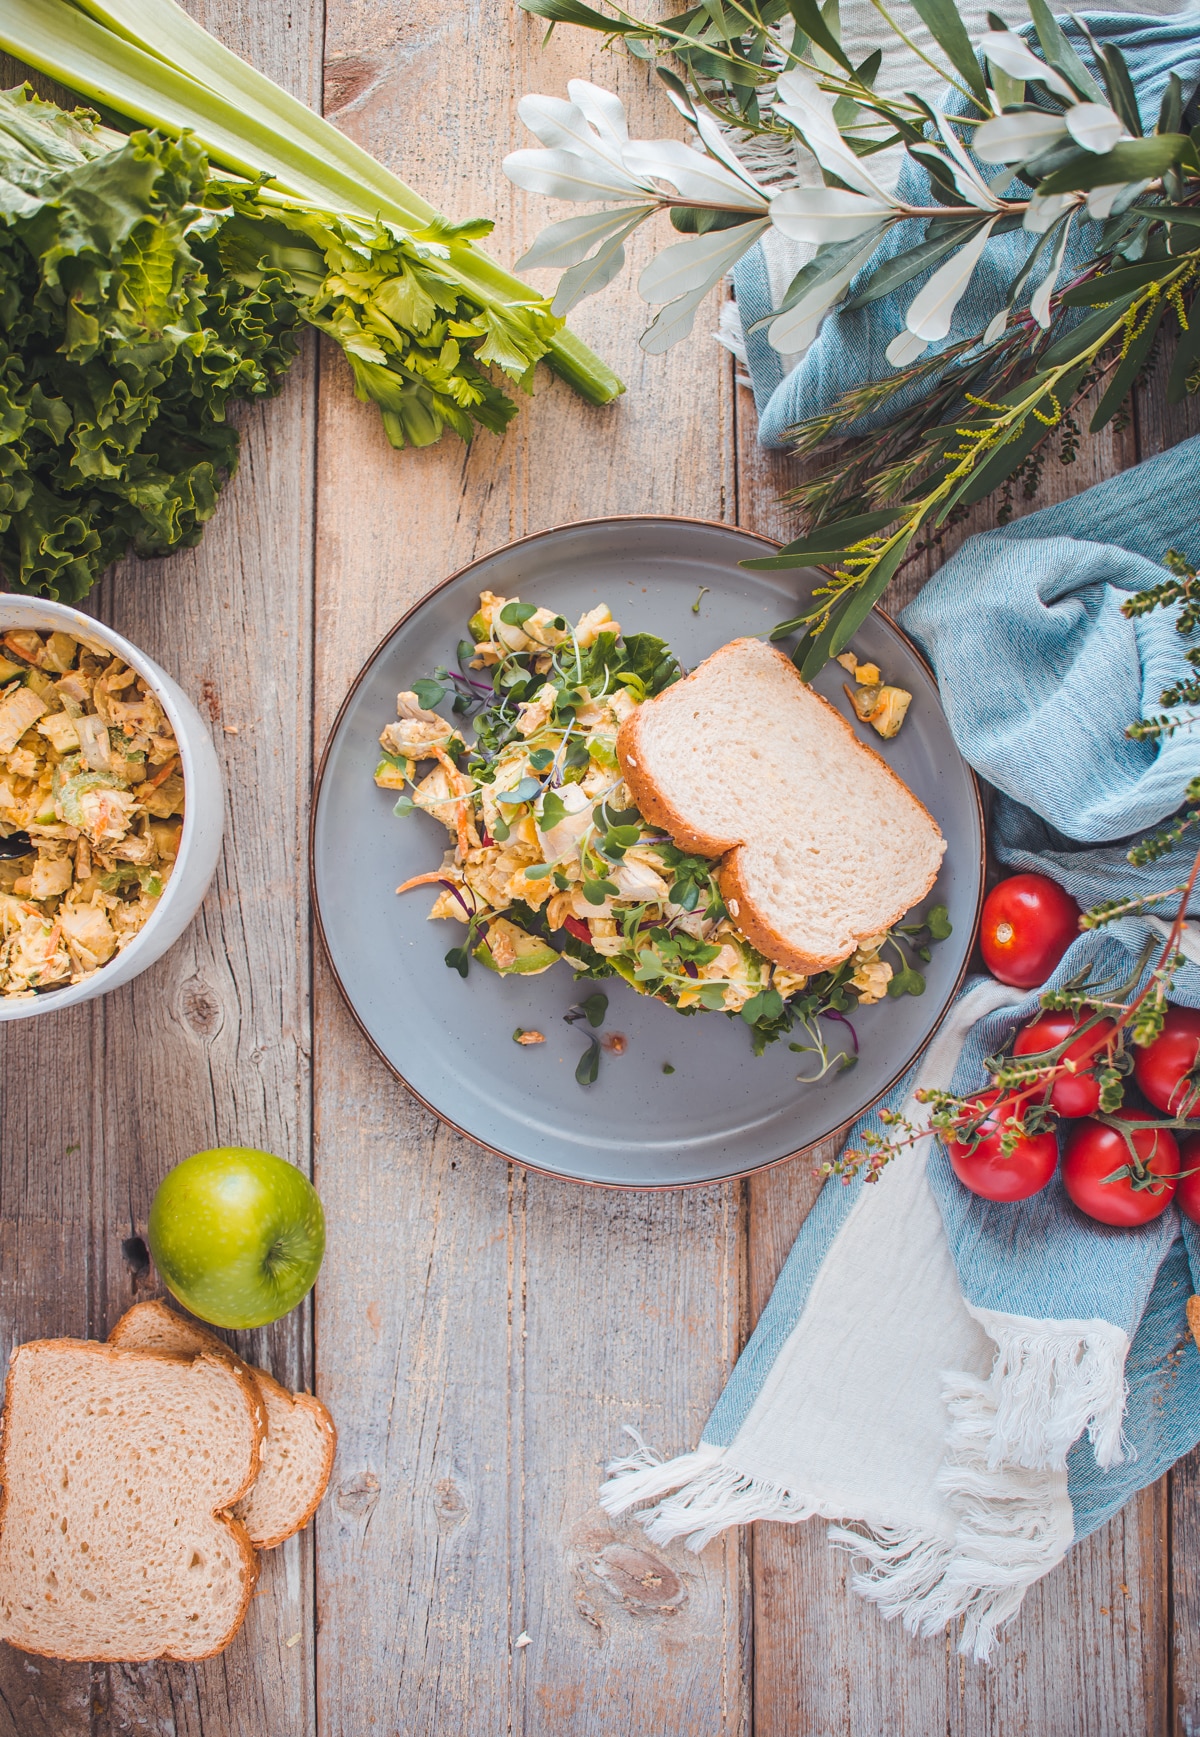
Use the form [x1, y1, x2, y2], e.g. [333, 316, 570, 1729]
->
[310, 513, 986, 1191]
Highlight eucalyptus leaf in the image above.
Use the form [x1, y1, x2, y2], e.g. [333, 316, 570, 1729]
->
[1158, 72, 1184, 139]
[1064, 101, 1126, 156]
[979, 31, 1076, 103]
[1039, 296, 1136, 364]
[1060, 258, 1175, 304]
[769, 185, 893, 245]
[786, 0, 853, 74]
[743, 508, 899, 566]
[638, 220, 769, 351]
[622, 138, 766, 210]
[502, 144, 647, 202]
[763, 231, 885, 352]
[1168, 297, 1200, 403]
[844, 226, 969, 309]
[638, 221, 768, 306]
[900, 217, 995, 342]
[516, 204, 655, 272]
[517, 0, 641, 31]
[1039, 134, 1195, 196]
[656, 66, 696, 120]
[749, 232, 875, 331]
[1025, 0, 1104, 103]
[908, 0, 989, 103]
[553, 214, 647, 315]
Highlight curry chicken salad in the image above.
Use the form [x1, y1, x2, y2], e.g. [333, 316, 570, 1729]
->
[0, 628, 183, 998]
[375, 593, 948, 1062]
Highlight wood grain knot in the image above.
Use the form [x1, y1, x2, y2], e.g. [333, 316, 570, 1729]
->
[433, 1477, 469, 1533]
[179, 974, 224, 1040]
[588, 1544, 686, 1616]
[121, 1235, 150, 1278]
[336, 1471, 380, 1517]
[324, 55, 386, 115]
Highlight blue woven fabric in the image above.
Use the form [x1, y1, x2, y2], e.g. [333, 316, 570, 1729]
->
[906, 436, 1200, 1537]
[704, 436, 1200, 1543]
[735, 11, 1200, 446]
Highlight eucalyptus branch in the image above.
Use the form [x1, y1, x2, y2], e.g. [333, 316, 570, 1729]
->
[510, 0, 1200, 644]
[761, 259, 1198, 675]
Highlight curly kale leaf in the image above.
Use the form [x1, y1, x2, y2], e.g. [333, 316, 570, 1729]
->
[0, 88, 301, 599]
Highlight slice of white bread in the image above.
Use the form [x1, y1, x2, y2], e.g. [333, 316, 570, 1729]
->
[109, 1300, 336, 1551]
[0, 1339, 263, 1662]
[617, 637, 946, 973]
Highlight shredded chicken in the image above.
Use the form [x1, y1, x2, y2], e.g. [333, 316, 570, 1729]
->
[0, 632, 182, 998]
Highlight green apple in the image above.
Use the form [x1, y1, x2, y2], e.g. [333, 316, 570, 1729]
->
[148, 1147, 325, 1330]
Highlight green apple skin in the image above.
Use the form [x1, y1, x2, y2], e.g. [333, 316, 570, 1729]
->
[148, 1147, 325, 1330]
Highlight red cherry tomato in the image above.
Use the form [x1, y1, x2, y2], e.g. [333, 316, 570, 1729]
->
[1012, 1012, 1117, 1118]
[980, 873, 1081, 988]
[944, 1093, 1059, 1202]
[563, 916, 592, 946]
[1132, 1007, 1200, 1118]
[1176, 1133, 1200, 1224]
[1063, 1109, 1179, 1226]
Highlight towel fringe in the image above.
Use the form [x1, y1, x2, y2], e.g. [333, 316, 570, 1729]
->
[835, 1362, 1075, 1660]
[967, 1309, 1130, 1470]
[600, 1428, 823, 1552]
[598, 1341, 1077, 1662]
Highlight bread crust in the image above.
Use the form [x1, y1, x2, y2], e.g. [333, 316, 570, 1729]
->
[0, 1338, 262, 1663]
[109, 1300, 337, 1549]
[617, 638, 944, 973]
[266, 1389, 339, 1546]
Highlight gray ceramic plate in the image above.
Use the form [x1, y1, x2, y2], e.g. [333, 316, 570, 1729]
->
[312, 517, 983, 1188]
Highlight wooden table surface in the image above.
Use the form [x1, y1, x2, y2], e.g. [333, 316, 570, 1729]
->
[2, 4, 1199, 1734]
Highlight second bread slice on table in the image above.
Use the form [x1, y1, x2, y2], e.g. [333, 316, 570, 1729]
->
[110, 1299, 336, 1550]
[617, 637, 946, 973]
[0, 1339, 262, 1662]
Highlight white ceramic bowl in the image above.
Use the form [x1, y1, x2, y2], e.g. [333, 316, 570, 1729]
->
[0, 595, 224, 1020]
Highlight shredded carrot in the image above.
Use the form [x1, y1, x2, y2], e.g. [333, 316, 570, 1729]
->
[396, 870, 457, 895]
[0, 633, 38, 666]
[144, 754, 180, 791]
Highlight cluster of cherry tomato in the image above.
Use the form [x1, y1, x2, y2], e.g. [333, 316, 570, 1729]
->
[942, 871, 1200, 1227]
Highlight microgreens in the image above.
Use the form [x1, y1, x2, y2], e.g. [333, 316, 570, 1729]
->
[564, 992, 609, 1086]
[412, 678, 446, 710]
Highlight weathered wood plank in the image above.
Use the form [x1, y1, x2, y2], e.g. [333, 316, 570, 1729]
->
[0, 2, 321, 1730]
[312, 6, 745, 1732]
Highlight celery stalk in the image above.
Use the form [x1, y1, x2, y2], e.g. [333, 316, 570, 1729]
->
[0, 0, 624, 406]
